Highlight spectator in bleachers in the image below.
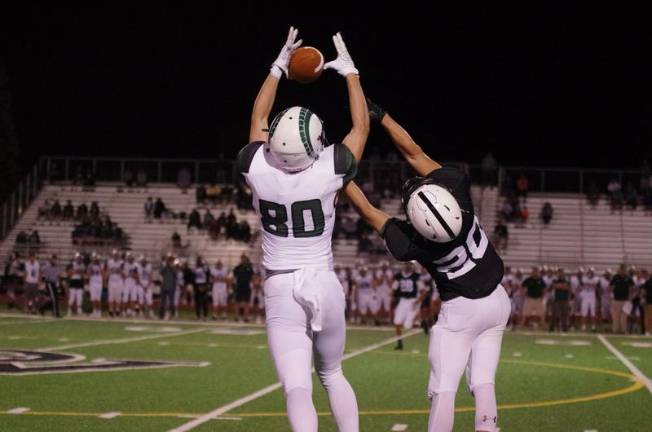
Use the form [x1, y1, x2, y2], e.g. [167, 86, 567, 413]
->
[76, 202, 88, 220]
[216, 212, 227, 233]
[625, 182, 638, 210]
[90, 201, 100, 219]
[499, 199, 513, 221]
[203, 209, 215, 227]
[607, 178, 624, 211]
[644, 186, 652, 214]
[144, 197, 154, 219]
[124, 168, 135, 187]
[63, 200, 74, 220]
[237, 220, 251, 242]
[15, 231, 28, 245]
[520, 205, 529, 224]
[587, 181, 600, 208]
[493, 219, 509, 251]
[188, 209, 202, 231]
[206, 184, 221, 204]
[235, 184, 253, 210]
[516, 174, 529, 200]
[171, 231, 182, 248]
[38, 200, 51, 219]
[136, 168, 147, 187]
[540, 202, 554, 225]
[153, 198, 166, 219]
[481, 152, 498, 188]
[28, 230, 41, 244]
[50, 199, 62, 219]
[177, 167, 192, 192]
[196, 185, 207, 204]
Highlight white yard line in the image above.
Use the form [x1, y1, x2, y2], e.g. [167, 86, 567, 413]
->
[168, 329, 421, 432]
[597, 334, 652, 395]
[40, 328, 206, 351]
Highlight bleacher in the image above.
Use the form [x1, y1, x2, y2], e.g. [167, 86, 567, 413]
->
[497, 193, 652, 270]
[4, 181, 650, 273]
[0, 182, 497, 269]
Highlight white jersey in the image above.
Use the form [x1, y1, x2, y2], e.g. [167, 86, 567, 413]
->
[543, 275, 555, 288]
[88, 263, 103, 284]
[24, 260, 40, 284]
[107, 259, 124, 282]
[375, 268, 394, 290]
[355, 274, 374, 292]
[210, 266, 228, 288]
[581, 275, 600, 294]
[70, 262, 85, 280]
[124, 261, 138, 280]
[238, 142, 357, 270]
[138, 263, 152, 286]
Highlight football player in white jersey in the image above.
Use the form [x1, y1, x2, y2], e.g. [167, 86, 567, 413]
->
[238, 27, 368, 432]
[345, 100, 509, 432]
[67, 253, 86, 316]
[210, 260, 229, 320]
[23, 252, 41, 314]
[137, 256, 154, 318]
[352, 266, 375, 325]
[374, 260, 394, 323]
[107, 250, 124, 317]
[87, 253, 104, 318]
[122, 253, 139, 317]
[580, 267, 600, 331]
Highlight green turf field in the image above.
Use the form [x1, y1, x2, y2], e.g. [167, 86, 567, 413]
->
[0, 313, 650, 431]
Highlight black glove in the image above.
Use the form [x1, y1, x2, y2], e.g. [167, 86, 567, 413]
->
[366, 98, 386, 122]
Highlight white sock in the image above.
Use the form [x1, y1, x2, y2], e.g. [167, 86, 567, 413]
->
[473, 383, 498, 432]
[286, 387, 317, 432]
[320, 369, 359, 432]
[427, 391, 456, 432]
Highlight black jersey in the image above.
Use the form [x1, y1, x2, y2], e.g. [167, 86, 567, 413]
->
[381, 166, 504, 301]
[394, 272, 421, 299]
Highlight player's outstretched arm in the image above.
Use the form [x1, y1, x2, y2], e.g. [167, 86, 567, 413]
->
[344, 181, 390, 233]
[367, 99, 441, 176]
[249, 27, 302, 143]
[324, 33, 369, 161]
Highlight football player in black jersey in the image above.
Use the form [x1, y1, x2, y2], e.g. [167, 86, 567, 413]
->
[392, 261, 427, 349]
[345, 100, 510, 432]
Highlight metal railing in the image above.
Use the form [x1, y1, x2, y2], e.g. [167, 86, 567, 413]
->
[0, 159, 48, 240]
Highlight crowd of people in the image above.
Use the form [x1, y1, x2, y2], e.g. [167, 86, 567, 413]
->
[504, 263, 651, 334]
[5, 249, 648, 335]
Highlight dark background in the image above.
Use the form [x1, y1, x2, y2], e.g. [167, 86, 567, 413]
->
[1, 3, 651, 178]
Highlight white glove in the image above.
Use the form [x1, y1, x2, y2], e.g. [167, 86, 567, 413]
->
[324, 32, 359, 77]
[271, 26, 303, 79]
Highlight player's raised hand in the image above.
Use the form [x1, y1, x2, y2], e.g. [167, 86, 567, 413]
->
[271, 26, 303, 79]
[366, 98, 386, 122]
[324, 32, 359, 77]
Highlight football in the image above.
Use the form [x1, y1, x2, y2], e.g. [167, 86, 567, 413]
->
[288, 46, 324, 84]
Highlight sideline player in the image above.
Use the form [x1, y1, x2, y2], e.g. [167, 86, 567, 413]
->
[210, 260, 229, 320]
[239, 27, 368, 431]
[87, 253, 104, 318]
[392, 261, 426, 349]
[345, 100, 508, 432]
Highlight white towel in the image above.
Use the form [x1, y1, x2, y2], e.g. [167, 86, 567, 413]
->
[292, 268, 323, 332]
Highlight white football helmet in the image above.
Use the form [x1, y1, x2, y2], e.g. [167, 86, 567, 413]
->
[403, 179, 463, 243]
[267, 106, 326, 172]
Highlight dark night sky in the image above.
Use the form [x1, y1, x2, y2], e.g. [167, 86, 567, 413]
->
[2, 3, 652, 170]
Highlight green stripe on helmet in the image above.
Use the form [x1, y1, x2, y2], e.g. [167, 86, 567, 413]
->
[298, 108, 315, 157]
